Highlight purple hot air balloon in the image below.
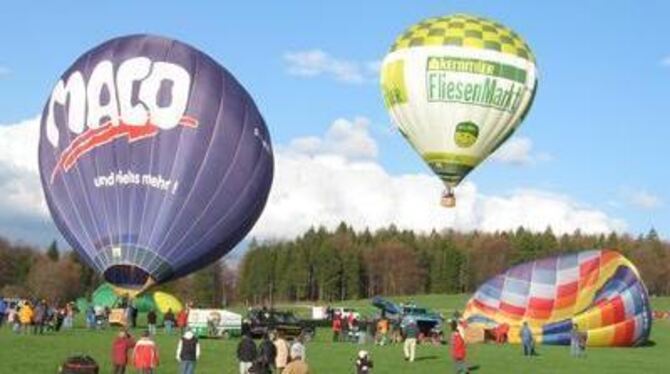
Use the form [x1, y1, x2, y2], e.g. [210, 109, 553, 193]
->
[38, 35, 274, 294]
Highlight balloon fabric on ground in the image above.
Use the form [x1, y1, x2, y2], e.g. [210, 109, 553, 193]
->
[380, 14, 538, 205]
[463, 250, 652, 347]
[38, 35, 274, 294]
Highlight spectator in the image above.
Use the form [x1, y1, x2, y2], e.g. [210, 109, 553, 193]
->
[176, 329, 200, 374]
[177, 308, 189, 335]
[570, 324, 581, 357]
[111, 330, 135, 374]
[274, 332, 289, 372]
[332, 316, 342, 342]
[86, 306, 96, 330]
[291, 337, 307, 361]
[147, 309, 157, 336]
[133, 330, 160, 374]
[450, 320, 469, 374]
[402, 319, 419, 362]
[520, 321, 535, 356]
[376, 318, 388, 346]
[283, 343, 310, 374]
[256, 332, 277, 374]
[237, 332, 257, 374]
[355, 350, 373, 374]
[63, 303, 74, 330]
[164, 309, 176, 335]
[33, 301, 46, 334]
[18, 301, 33, 335]
[0, 297, 6, 328]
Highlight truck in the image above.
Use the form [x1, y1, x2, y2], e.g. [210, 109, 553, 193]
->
[187, 309, 242, 339]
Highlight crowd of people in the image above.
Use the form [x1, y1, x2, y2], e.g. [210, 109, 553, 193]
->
[0, 297, 76, 334]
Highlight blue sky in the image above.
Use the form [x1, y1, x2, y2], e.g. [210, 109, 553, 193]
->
[0, 1, 668, 247]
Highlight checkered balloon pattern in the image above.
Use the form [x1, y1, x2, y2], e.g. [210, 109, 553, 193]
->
[463, 250, 652, 346]
[390, 13, 535, 63]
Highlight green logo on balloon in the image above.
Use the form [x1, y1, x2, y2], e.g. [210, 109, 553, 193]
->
[454, 121, 479, 148]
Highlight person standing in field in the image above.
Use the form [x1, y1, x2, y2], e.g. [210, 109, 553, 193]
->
[111, 330, 135, 374]
[256, 332, 277, 374]
[176, 329, 200, 374]
[332, 315, 342, 342]
[274, 332, 289, 373]
[283, 344, 310, 374]
[163, 309, 176, 335]
[0, 297, 6, 328]
[355, 350, 373, 373]
[147, 309, 157, 336]
[237, 332, 257, 374]
[177, 308, 189, 335]
[520, 321, 535, 356]
[402, 319, 419, 362]
[133, 330, 160, 374]
[376, 317, 388, 346]
[450, 320, 469, 374]
[18, 301, 33, 335]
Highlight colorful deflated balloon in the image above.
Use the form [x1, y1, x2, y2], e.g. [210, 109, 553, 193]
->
[39, 35, 274, 295]
[380, 14, 538, 207]
[463, 250, 652, 347]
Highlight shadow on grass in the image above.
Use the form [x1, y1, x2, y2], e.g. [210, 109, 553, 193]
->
[468, 364, 481, 371]
[637, 340, 656, 348]
[414, 355, 438, 361]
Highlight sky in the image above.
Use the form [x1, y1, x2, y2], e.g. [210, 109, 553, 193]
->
[0, 0, 668, 249]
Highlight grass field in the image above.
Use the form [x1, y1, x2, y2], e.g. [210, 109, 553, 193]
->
[1, 294, 669, 373]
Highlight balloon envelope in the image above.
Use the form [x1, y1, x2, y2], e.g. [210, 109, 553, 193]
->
[39, 35, 274, 293]
[381, 14, 538, 199]
[153, 291, 183, 314]
[463, 250, 652, 347]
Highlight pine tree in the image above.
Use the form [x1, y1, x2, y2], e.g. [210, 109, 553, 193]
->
[47, 240, 59, 261]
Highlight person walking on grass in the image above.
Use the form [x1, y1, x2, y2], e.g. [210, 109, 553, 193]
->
[332, 315, 342, 342]
[570, 323, 587, 357]
[112, 330, 135, 374]
[147, 309, 157, 336]
[520, 321, 535, 356]
[402, 318, 419, 362]
[133, 330, 160, 374]
[237, 332, 257, 374]
[450, 319, 469, 374]
[176, 329, 200, 374]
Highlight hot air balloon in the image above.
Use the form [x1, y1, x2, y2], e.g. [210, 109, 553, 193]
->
[39, 35, 274, 296]
[463, 250, 652, 347]
[380, 14, 538, 207]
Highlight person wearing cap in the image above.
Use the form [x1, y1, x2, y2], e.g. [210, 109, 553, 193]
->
[402, 319, 419, 362]
[133, 330, 160, 374]
[111, 329, 135, 374]
[176, 329, 200, 374]
[283, 343, 310, 374]
[355, 350, 373, 374]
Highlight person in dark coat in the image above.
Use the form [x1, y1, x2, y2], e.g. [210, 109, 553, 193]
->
[147, 309, 157, 336]
[237, 333, 257, 374]
[176, 329, 200, 374]
[356, 350, 373, 374]
[255, 332, 277, 374]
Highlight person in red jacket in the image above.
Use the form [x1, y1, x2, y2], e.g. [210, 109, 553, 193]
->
[177, 308, 189, 335]
[450, 320, 469, 374]
[112, 330, 136, 374]
[133, 331, 160, 374]
[332, 316, 342, 342]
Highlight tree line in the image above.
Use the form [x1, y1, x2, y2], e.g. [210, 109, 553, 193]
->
[237, 224, 670, 304]
[2, 225, 669, 307]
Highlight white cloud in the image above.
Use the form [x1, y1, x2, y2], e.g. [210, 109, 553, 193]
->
[286, 117, 378, 160]
[491, 136, 552, 165]
[251, 121, 625, 240]
[627, 190, 663, 210]
[0, 115, 625, 247]
[283, 49, 379, 84]
[0, 117, 57, 245]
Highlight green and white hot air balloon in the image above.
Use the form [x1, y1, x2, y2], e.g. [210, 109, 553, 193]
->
[380, 14, 538, 207]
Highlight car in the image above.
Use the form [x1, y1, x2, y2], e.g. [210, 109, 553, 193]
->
[246, 309, 316, 341]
